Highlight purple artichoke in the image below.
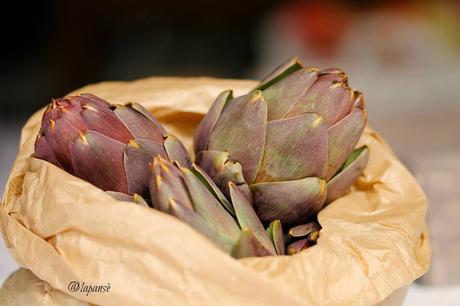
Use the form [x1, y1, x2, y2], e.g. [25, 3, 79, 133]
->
[149, 156, 283, 258]
[34, 93, 191, 199]
[194, 58, 369, 226]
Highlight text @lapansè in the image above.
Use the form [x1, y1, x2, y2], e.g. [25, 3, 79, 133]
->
[68, 281, 111, 296]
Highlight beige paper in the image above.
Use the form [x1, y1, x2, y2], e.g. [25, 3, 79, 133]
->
[0, 77, 430, 306]
[0, 269, 89, 306]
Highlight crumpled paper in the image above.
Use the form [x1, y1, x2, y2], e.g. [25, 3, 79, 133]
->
[0, 77, 430, 306]
[0, 268, 89, 306]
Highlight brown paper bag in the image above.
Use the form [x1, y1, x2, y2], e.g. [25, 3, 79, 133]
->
[0, 77, 430, 306]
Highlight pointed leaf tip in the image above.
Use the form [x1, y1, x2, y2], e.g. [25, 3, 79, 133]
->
[256, 57, 304, 91]
[230, 182, 276, 255]
[326, 145, 369, 203]
[286, 239, 310, 255]
[192, 164, 235, 215]
[267, 220, 285, 255]
[288, 222, 317, 238]
[164, 134, 192, 168]
[194, 90, 233, 153]
[181, 166, 240, 241]
[231, 228, 274, 259]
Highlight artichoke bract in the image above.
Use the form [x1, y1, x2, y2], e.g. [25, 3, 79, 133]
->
[34, 93, 191, 199]
[194, 58, 369, 226]
[149, 156, 282, 258]
[285, 221, 321, 255]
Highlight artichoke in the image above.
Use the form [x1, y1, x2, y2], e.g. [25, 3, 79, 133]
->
[34, 93, 191, 199]
[149, 156, 283, 258]
[195, 58, 369, 226]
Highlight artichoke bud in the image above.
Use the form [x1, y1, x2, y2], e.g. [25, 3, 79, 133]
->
[34, 93, 191, 200]
[195, 57, 369, 226]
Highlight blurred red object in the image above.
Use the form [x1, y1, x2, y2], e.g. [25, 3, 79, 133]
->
[279, 2, 350, 58]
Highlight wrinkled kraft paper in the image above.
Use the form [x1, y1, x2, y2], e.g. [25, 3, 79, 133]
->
[0, 77, 430, 306]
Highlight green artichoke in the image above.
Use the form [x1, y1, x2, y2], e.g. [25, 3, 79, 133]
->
[194, 58, 369, 226]
[149, 156, 282, 258]
[34, 93, 191, 199]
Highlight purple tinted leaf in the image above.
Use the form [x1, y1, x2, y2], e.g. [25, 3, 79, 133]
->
[286, 238, 310, 255]
[169, 198, 236, 253]
[191, 164, 234, 215]
[229, 182, 276, 255]
[326, 108, 367, 180]
[180, 167, 240, 240]
[255, 57, 303, 91]
[70, 131, 128, 193]
[34, 133, 62, 168]
[195, 150, 250, 200]
[194, 90, 232, 153]
[208, 92, 267, 183]
[129, 102, 166, 133]
[326, 146, 369, 203]
[124, 139, 167, 197]
[113, 104, 164, 143]
[149, 156, 193, 212]
[231, 228, 274, 259]
[286, 72, 353, 126]
[251, 177, 327, 226]
[256, 113, 328, 182]
[41, 117, 82, 172]
[164, 134, 192, 167]
[262, 68, 318, 120]
[81, 102, 134, 143]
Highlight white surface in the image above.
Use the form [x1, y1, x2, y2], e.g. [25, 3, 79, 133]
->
[403, 284, 460, 306]
[0, 242, 18, 285]
[0, 120, 21, 285]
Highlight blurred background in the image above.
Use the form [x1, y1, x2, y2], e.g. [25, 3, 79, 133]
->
[1, 1, 459, 304]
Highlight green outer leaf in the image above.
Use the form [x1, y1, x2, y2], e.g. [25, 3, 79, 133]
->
[163, 134, 192, 167]
[180, 167, 240, 241]
[326, 108, 367, 180]
[267, 220, 285, 255]
[260, 68, 318, 120]
[231, 228, 273, 259]
[149, 156, 193, 212]
[230, 182, 276, 255]
[326, 145, 369, 203]
[195, 150, 252, 203]
[340, 145, 368, 172]
[169, 198, 235, 254]
[250, 177, 327, 226]
[194, 90, 233, 153]
[191, 164, 235, 215]
[255, 113, 327, 182]
[255, 58, 303, 91]
[208, 91, 268, 183]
